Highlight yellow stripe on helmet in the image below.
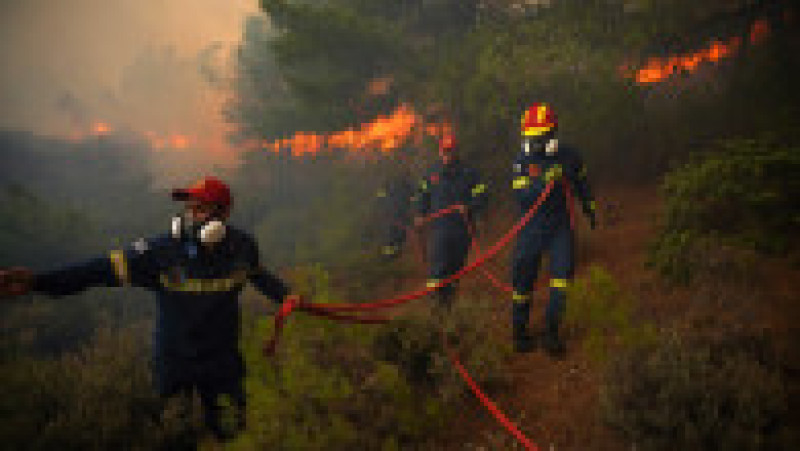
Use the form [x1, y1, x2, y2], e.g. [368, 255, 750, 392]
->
[537, 104, 549, 123]
[522, 125, 555, 137]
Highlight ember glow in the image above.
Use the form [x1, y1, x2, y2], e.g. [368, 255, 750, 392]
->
[258, 104, 451, 157]
[623, 17, 772, 84]
[68, 123, 199, 152]
[91, 122, 112, 136]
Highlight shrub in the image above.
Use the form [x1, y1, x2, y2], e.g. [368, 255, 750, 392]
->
[0, 323, 203, 450]
[564, 265, 657, 363]
[649, 136, 800, 284]
[234, 264, 511, 449]
[600, 326, 793, 450]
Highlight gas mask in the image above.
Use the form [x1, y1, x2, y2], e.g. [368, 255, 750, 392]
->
[171, 212, 227, 245]
[523, 132, 559, 156]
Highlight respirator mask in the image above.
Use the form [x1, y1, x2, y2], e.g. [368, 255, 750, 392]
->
[522, 130, 558, 156]
[171, 210, 227, 245]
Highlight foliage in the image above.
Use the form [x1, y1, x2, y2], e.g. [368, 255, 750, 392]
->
[0, 184, 100, 268]
[600, 325, 794, 450]
[232, 264, 511, 449]
[0, 323, 203, 450]
[649, 136, 799, 284]
[231, 148, 430, 284]
[564, 265, 658, 363]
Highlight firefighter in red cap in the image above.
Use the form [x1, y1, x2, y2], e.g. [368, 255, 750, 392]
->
[414, 133, 488, 309]
[0, 176, 300, 440]
[511, 103, 596, 356]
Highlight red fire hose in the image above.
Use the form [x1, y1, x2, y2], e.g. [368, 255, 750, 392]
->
[263, 180, 556, 450]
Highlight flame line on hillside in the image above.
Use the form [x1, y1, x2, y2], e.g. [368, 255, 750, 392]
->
[623, 17, 772, 85]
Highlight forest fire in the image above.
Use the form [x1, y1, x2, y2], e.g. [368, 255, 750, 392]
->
[260, 103, 452, 157]
[64, 103, 448, 159]
[68, 122, 197, 152]
[623, 17, 772, 84]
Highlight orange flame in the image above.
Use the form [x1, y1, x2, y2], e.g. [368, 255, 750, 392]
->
[624, 18, 771, 84]
[169, 134, 191, 150]
[260, 104, 450, 157]
[67, 123, 202, 153]
[91, 121, 112, 136]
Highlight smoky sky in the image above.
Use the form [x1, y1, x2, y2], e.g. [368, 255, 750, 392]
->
[0, 0, 259, 164]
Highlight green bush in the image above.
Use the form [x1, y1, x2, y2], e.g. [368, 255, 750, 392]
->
[564, 265, 657, 363]
[0, 323, 203, 450]
[233, 265, 511, 449]
[600, 327, 794, 450]
[649, 137, 800, 284]
[1, 264, 511, 449]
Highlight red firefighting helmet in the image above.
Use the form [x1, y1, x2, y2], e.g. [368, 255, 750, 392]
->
[521, 103, 558, 137]
[439, 133, 456, 153]
[171, 176, 232, 209]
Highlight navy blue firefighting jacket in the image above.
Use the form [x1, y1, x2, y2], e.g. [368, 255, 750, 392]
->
[511, 144, 595, 227]
[415, 160, 488, 229]
[32, 227, 288, 368]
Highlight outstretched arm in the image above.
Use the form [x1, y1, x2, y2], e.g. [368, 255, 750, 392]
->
[246, 241, 291, 304]
[1, 237, 164, 299]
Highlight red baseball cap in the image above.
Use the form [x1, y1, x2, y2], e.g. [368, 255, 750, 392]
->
[171, 176, 232, 208]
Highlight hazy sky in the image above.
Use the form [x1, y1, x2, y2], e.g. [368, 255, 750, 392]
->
[0, 0, 260, 167]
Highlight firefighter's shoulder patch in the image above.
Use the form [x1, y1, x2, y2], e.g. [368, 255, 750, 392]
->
[528, 164, 541, 177]
[430, 173, 440, 184]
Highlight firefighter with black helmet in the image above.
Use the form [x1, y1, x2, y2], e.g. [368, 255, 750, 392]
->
[510, 103, 597, 356]
[0, 176, 301, 440]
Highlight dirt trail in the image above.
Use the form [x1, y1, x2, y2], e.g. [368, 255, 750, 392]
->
[421, 185, 661, 450]
[319, 183, 796, 450]
[432, 183, 799, 450]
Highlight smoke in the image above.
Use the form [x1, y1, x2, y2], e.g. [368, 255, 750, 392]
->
[0, 0, 259, 174]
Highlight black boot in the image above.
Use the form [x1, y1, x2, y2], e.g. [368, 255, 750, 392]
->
[541, 324, 566, 359]
[512, 302, 535, 353]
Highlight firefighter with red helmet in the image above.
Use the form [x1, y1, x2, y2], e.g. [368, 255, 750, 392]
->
[414, 133, 488, 309]
[511, 103, 597, 356]
[0, 176, 300, 440]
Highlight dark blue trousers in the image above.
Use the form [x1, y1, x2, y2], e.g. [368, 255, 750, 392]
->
[155, 353, 246, 440]
[510, 214, 574, 332]
[427, 219, 471, 305]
